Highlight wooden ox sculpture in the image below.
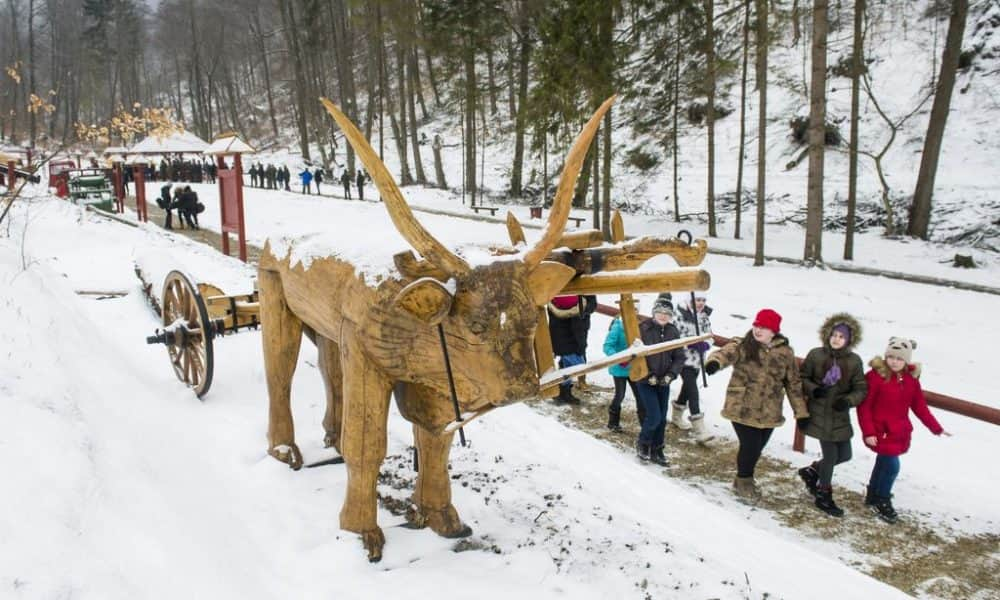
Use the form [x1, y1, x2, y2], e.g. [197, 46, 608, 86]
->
[259, 96, 709, 562]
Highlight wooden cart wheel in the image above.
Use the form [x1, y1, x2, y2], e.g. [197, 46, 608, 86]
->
[161, 270, 214, 398]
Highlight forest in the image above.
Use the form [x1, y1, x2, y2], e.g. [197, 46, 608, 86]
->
[2, 0, 995, 260]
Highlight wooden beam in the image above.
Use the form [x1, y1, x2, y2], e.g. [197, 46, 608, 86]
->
[561, 269, 710, 295]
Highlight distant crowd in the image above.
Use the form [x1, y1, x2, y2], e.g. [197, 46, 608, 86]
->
[247, 163, 370, 200]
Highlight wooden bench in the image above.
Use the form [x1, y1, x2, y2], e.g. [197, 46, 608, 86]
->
[567, 216, 585, 228]
[470, 205, 499, 217]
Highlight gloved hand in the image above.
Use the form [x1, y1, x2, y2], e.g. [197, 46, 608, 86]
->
[796, 416, 811, 429]
[704, 361, 720, 376]
[812, 386, 829, 399]
[659, 374, 675, 387]
[692, 341, 711, 354]
[646, 375, 659, 386]
[832, 397, 850, 412]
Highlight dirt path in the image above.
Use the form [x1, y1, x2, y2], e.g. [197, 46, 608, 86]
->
[124, 196, 998, 598]
[535, 385, 1000, 599]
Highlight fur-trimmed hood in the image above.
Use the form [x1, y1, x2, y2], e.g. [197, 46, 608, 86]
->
[547, 301, 581, 319]
[819, 312, 862, 352]
[869, 356, 922, 380]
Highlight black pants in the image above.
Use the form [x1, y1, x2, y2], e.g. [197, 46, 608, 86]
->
[610, 376, 641, 416]
[676, 366, 701, 415]
[732, 422, 774, 478]
[816, 440, 852, 486]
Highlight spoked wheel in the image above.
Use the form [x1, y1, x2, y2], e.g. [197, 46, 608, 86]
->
[161, 270, 214, 398]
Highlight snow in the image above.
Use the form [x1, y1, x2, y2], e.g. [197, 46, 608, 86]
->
[2, 182, 996, 599]
[4, 3, 999, 595]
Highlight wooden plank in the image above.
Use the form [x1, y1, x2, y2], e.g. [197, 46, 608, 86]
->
[561, 269, 710, 295]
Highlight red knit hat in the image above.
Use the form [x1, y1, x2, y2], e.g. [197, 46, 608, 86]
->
[551, 295, 579, 310]
[752, 308, 782, 333]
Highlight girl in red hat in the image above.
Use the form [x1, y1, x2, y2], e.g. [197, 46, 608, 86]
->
[857, 337, 951, 523]
[704, 308, 810, 503]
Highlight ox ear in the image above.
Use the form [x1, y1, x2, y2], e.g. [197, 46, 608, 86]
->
[393, 277, 455, 326]
[527, 261, 576, 306]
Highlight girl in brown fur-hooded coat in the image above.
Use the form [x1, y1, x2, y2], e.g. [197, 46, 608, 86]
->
[795, 313, 868, 516]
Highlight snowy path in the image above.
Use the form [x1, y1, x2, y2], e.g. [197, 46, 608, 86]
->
[2, 193, 997, 599]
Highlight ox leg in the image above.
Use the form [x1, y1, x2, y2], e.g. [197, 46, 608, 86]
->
[338, 330, 392, 562]
[412, 424, 472, 539]
[259, 268, 304, 469]
[316, 334, 344, 453]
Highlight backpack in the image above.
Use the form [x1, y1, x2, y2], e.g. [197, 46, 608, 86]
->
[195, 201, 206, 214]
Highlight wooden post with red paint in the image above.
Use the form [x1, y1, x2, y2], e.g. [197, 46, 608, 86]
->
[207, 133, 255, 263]
[132, 161, 148, 222]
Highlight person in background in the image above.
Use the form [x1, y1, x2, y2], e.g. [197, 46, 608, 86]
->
[299, 167, 313, 194]
[602, 302, 643, 433]
[282, 165, 291, 191]
[797, 314, 868, 517]
[159, 183, 174, 230]
[635, 295, 686, 466]
[341, 169, 353, 199]
[673, 291, 714, 442]
[704, 308, 809, 503]
[547, 294, 597, 406]
[171, 186, 185, 229]
[314, 167, 324, 194]
[857, 337, 950, 524]
[357, 169, 367, 200]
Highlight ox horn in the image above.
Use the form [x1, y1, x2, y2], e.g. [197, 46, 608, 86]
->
[522, 95, 617, 269]
[320, 97, 471, 276]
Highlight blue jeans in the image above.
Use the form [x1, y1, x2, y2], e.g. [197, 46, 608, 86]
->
[637, 381, 670, 448]
[868, 454, 901, 497]
[558, 353, 585, 389]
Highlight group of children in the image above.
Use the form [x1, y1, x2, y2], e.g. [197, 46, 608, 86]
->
[602, 296, 949, 524]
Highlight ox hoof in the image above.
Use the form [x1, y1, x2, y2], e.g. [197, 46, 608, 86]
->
[419, 505, 473, 539]
[361, 528, 386, 563]
[323, 431, 341, 452]
[268, 443, 303, 470]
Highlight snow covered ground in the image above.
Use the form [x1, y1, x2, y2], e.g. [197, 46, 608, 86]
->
[2, 180, 997, 598]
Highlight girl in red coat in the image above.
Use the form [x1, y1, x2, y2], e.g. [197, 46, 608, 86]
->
[857, 337, 951, 523]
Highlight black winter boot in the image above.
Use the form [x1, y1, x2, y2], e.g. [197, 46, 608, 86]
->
[636, 442, 651, 462]
[797, 465, 819, 497]
[872, 496, 899, 524]
[565, 388, 582, 405]
[814, 485, 845, 517]
[650, 445, 669, 467]
[554, 386, 571, 405]
[607, 407, 622, 432]
[864, 486, 877, 506]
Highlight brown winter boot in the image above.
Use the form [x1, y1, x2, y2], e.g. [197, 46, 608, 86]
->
[733, 476, 761, 504]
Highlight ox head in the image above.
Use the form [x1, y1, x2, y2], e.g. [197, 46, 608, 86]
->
[321, 96, 615, 406]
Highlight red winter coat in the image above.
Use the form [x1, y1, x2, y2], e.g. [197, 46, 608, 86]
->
[856, 357, 942, 456]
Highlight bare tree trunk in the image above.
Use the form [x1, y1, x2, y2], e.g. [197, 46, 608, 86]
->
[279, 0, 311, 160]
[672, 13, 681, 222]
[510, 5, 530, 197]
[602, 109, 612, 239]
[407, 46, 426, 184]
[591, 129, 600, 229]
[423, 46, 441, 108]
[331, 0, 357, 173]
[705, 0, 717, 237]
[463, 44, 477, 206]
[845, 0, 865, 259]
[804, 0, 828, 265]
[735, 0, 750, 240]
[410, 47, 428, 120]
[27, 0, 36, 147]
[792, 0, 801, 45]
[754, 0, 768, 267]
[506, 33, 516, 119]
[909, 0, 968, 239]
[486, 46, 498, 115]
[395, 43, 413, 184]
